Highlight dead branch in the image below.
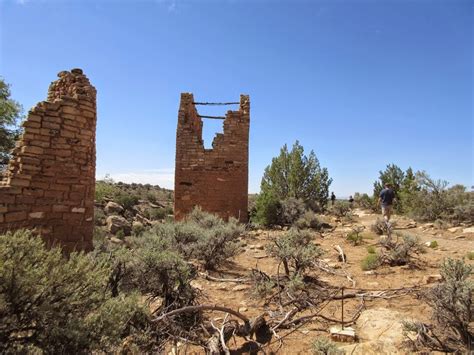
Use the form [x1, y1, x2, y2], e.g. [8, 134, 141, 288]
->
[210, 314, 231, 355]
[313, 260, 356, 287]
[153, 304, 250, 325]
[199, 272, 250, 283]
[334, 244, 346, 263]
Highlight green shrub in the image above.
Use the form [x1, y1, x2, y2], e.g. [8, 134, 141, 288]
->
[429, 240, 438, 248]
[146, 192, 157, 204]
[95, 178, 120, 203]
[116, 192, 139, 211]
[260, 141, 332, 211]
[148, 207, 244, 270]
[250, 269, 275, 298]
[366, 245, 376, 254]
[467, 251, 474, 260]
[267, 228, 323, 277]
[346, 227, 364, 245]
[252, 190, 280, 226]
[116, 229, 125, 240]
[428, 259, 473, 349]
[295, 211, 321, 230]
[311, 336, 342, 354]
[370, 217, 395, 235]
[94, 207, 106, 226]
[132, 223, 146, 237]
[121, 235, 197, 309]
[0, 230, 149, 353]
[330, 201, 351, 217]
[279, 197, 306, 225]
[145, 207, 167, 220]
[404, 172, 472, 224]
[361, 253, 380, 270]
[382, 234, 425, 266]
[354, 192, 376, 211]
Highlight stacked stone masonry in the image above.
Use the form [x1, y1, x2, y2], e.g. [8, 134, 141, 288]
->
[0, 69, 97, 252]
[174, 93, 250, 222]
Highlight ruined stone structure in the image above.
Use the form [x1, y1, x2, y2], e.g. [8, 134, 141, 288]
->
[174, 93, 250, 222]
[0, 69, 97, 251]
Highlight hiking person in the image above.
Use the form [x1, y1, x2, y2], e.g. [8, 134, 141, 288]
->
[348, 195, 354, 206]
[330, 192, 336, 206]
[378, 183, 396, 222]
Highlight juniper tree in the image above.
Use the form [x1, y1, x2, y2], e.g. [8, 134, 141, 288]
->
[0, 78, 22, 171]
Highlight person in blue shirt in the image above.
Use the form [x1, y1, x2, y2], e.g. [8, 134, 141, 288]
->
[378, 183, 396, 222]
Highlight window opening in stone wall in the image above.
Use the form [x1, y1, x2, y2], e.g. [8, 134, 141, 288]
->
[197, 105, 226, 149]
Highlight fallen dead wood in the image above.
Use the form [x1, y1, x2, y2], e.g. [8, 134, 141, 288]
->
[334, 244, 346, 263]
[313, 260, 356, 287]
[199, 272, 251, 283]
[153, 304, 250, 325]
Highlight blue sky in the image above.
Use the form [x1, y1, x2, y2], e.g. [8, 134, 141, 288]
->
[1, 0, 472, 195]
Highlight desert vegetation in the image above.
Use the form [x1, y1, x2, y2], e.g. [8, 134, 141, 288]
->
[1, 85, 472, 353]
[0, 78, 23, 173]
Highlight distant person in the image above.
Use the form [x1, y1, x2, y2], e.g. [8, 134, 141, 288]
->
[348, 195, 354, 206]
[379, 183, 396, 222]
[330, 192, 336, 206]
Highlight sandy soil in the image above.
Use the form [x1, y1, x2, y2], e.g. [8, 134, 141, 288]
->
[173, 209, 474, 354]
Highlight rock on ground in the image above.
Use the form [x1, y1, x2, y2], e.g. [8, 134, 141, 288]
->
[106, 215, 131, 235]
[104, 201, 124, 215]
[340, 308, 408, 354]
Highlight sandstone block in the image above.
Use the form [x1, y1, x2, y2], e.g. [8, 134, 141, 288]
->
[106, 215, 131, 235]
[104, 201, 124, 215]
[5, 211, 27, 222]
[21, 146, 44, 155]
[29, 212, 45, 219]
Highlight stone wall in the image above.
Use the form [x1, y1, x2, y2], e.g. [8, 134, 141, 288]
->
[174, 93, 250, 222]
[0, 69, 97, 252]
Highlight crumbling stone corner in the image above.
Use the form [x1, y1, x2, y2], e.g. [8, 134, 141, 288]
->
[174, 93, 250, 222]
[0, 69, 97, 252]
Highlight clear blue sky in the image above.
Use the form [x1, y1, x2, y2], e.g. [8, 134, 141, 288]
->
[1, 0, 472, 195]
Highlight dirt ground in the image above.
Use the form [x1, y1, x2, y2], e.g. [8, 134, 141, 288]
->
[172, 209, 474, 354]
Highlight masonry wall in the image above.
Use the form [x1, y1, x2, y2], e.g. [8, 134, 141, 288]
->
[174, 93, 250, 222]
[0, 69, 97, 252]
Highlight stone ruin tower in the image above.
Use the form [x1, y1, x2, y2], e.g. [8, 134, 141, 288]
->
[0, 69, 97, 252]
[174, 93, 250, 222]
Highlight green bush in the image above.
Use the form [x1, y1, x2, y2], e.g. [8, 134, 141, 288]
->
[260, 141, 332, 210]
[267, 228, 323, 277]
[94, 207, 106, 226]
[366, 245, 376, 254]
[95, 179, 119, 203]
[361, 253, 380, 270]
[148, 207, 244, 270]
[404, 173, 472, 224]
[467, 251, 474, 260]
[121, 235, 197, 309]
[116, 229, 125, 240]
[428, 259, 473, 349]
[252, 190, 280, 226]
[0, 230, 150, 353]
[279, 197, 306, 225]
[429, 240, 438, 248]
[250, 269, 276, 298]
[116, 192, 139, 211]
[145, 207, 167, 220]
[370, 217, 394, 235]
[382, 234, 425, 266]
[346, 227, 364, 245]
[330, 201, 351, 217]
[132, 223, 146, 237]
[354, 192, 376, 211]
[311, 336, 342, 354]
[295, 211, 321, 230]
